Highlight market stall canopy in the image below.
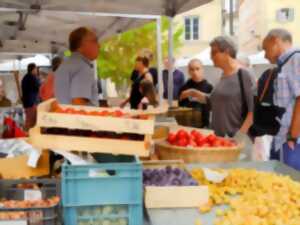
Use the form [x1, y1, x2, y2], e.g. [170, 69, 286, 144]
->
[176, 48, 270, 67]
[0, 54, 50, 72]
[0, 0, 212, 54]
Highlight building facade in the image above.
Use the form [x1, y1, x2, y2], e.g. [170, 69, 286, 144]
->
[173, 0, 223, 59]
[239, 0, 300, 54]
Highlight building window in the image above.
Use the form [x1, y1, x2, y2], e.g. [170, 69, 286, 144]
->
[276, 8, 294, 22]
[185, 17, 200, 41]
[224, 0, 238, 13]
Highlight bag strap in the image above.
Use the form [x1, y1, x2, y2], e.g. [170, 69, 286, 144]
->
[278, 51, 300, 72]
[259, 69, 274, 102]
[237, 69, 248, 116]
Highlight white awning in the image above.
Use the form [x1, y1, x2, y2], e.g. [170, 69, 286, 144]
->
[0, 0, 212, 54]
[0, 54, 50, 71]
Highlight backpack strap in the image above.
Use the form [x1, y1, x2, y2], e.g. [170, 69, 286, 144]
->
[278, 51, 300, 72]
[259, 69, 274, 102]
[237, 69, 248, 118]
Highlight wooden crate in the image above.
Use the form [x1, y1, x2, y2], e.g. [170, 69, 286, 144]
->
[30, 127, 151, 157]
[0, 150, 49, 179]
[143, 160, 209, 209]
[30, 99, 158, 156]
[37, 99, 155, 135]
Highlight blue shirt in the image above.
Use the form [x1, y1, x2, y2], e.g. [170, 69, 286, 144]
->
[54, 52, 99, 106]
[163, 69, 185, 100]
[274, 48, 300, 151]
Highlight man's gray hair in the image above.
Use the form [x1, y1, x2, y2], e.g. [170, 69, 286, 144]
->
[265, 28, 293, 43]
[210, 36, 238, 59]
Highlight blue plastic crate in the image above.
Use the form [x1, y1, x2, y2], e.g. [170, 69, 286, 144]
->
[62, 157, 143, 225]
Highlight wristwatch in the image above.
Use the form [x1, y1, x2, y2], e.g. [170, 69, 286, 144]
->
[287, 133, 298, 144]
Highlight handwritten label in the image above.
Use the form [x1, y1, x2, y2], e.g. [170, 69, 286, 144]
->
[24, 189, 42, 201]
[89, 169, 110, 178]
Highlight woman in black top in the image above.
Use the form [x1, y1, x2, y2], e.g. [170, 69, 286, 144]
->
[179, 59, 213, 128]
[121, 57, 153, 109]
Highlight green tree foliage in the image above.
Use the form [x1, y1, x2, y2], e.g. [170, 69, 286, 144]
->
[97, 17, 183, 88]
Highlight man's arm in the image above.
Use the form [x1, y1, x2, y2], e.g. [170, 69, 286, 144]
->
[120, 97, 130, 108]
[290, 97, 300, 138]
[240, 112, 253, 134]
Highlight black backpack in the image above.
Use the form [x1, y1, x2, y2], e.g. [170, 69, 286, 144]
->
[249, 51, 300, 137]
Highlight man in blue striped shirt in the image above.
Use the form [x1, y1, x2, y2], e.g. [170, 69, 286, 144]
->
[263, 29, 300, 170]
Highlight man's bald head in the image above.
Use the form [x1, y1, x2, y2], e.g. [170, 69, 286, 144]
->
[188, 59, 204, 81]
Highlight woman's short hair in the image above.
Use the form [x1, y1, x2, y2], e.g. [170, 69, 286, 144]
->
[69, 27, 91, 52]
[210, 36, 238, 58]
[136, 56, 150, 67]
[27, 63, 37, 74]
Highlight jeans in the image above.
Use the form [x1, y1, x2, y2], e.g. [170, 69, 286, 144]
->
[283, 143, 300, 171]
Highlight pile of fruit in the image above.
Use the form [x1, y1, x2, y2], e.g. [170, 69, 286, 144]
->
[0, 196, 60, 208]
[143, 166, 198, 186]
[0, 211, 26, 220]
[51, 101, 148, 120]
[191, 168, 300, 225]
[77, 205, 128, 225]
[167, 129, 237, 148]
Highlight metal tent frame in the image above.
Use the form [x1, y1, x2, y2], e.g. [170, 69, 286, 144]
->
[0, 0, 213, 106]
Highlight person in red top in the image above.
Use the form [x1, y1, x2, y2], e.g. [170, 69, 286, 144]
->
[40, 57, 62, 101]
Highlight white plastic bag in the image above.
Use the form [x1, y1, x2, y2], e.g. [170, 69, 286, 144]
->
[252, 135, 273, 161]
[0, 139, 41, 168]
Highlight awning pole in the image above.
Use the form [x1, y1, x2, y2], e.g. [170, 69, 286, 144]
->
[168, 16, 174, 107]
[156, 16, 163, 105]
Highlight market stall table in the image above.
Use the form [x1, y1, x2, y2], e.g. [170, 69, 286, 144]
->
[145, 160, 300, 225]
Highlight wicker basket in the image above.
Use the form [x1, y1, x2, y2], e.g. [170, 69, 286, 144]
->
[155, 141, 242, 163]
[167, 107, 203, 128]
[153, 126, 169, 140]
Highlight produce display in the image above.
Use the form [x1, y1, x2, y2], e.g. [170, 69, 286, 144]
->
[143, 166, 198, 186]
[191, 168, 300, 225]
[167, 129, 237, 148]
[51, 101, 148, 120]
[77, 205, 128, 225]
[16, 183, 40, 189]
[0, 196, 60, 208]
[0, 211, 26, 220]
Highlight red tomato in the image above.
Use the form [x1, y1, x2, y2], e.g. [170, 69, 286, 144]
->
[139, 115, 149, 120]
[206, 134, 217, 144]
[212, 139, 222, 147]
[90, 111, 100, 116]
[112, 110, 124, 117]
[100, 110, 110, 116]
[65, 108, 76, 114]
[196, 136, 206, 147]
[191, 130, 202, 139]
[167, 133, 177, 144]
[177, 138, 188, 147]
[176, 129, 188, 140]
